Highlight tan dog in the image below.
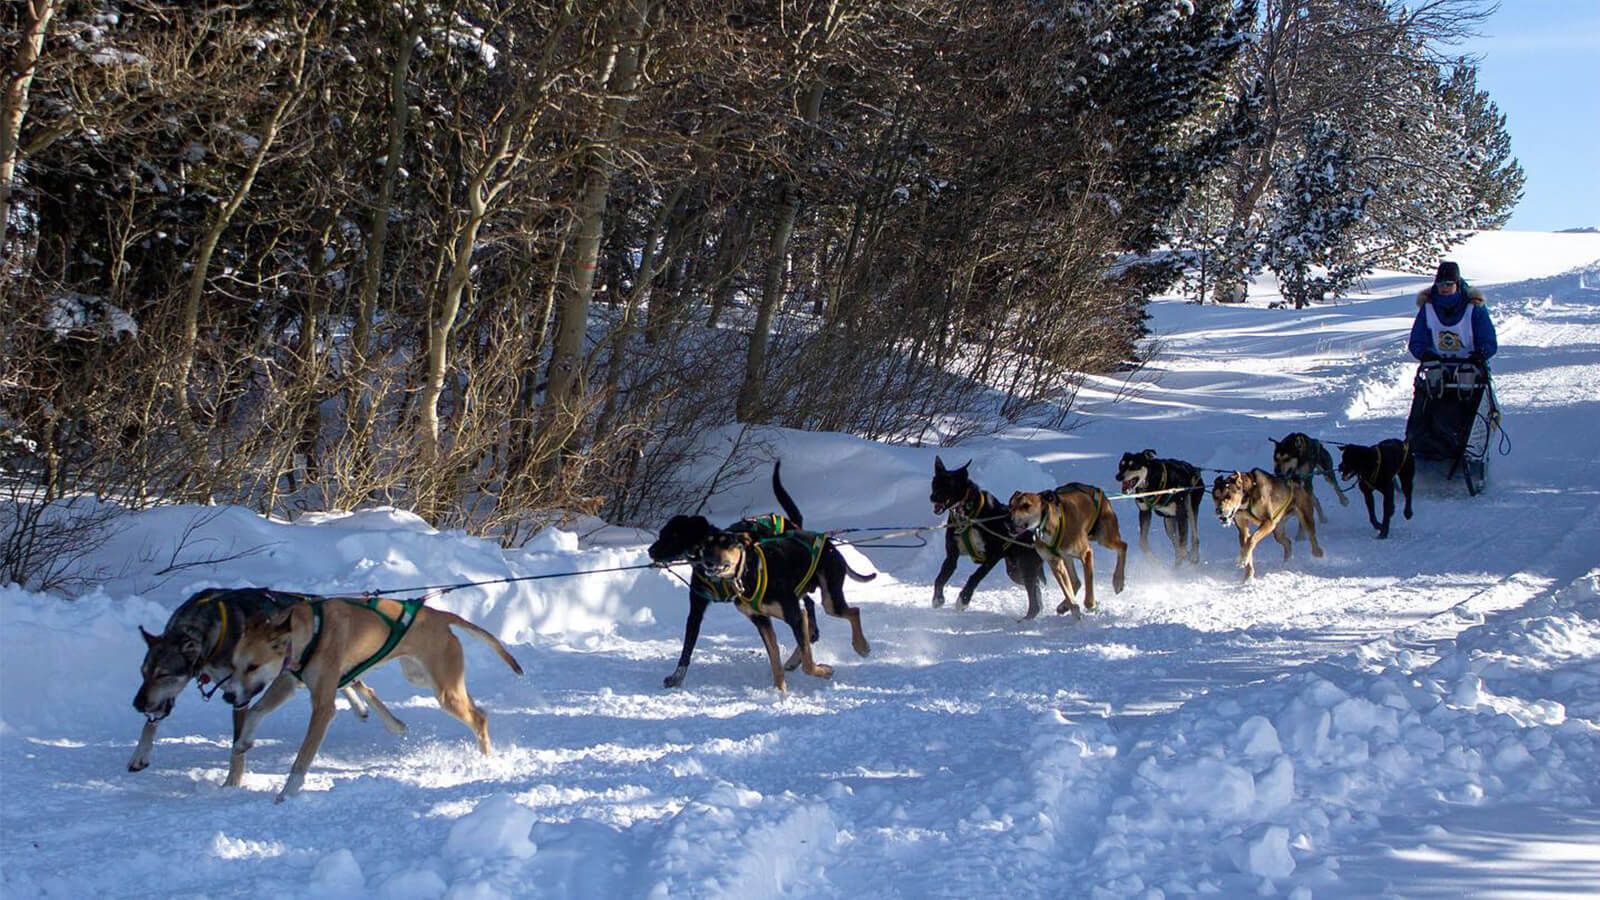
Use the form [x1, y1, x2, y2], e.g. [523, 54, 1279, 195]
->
[1007, 483, 1128, 619]
[1211, 469, 1324, 581]
[226, 596, 523, 801]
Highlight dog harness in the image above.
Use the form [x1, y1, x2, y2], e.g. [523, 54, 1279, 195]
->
[693, 531, 827, 616]
[189, 588, 306, 699]
[948, 491, 994, 563]
[290, 596, 427, 688]
[1132, 465, 1169, 514]
[1135, 464, 1202, 515]
[1359, 441, 1411, 488]
[194, 592, 231, 670]
[1038, 484, 1105, 555]
[737, 513, 792, 540]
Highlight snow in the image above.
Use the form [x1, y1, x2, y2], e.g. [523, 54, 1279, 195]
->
[4, 229, 1600, 898]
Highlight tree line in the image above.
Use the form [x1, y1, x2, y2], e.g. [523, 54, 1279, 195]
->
[1, 0, 1519, 570]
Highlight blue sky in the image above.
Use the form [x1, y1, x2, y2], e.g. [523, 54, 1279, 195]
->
[1464, 1, 1600, 231]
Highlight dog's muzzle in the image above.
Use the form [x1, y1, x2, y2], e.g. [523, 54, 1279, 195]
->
[1120, 478, 1139, 492]
[224, 682, 261, 709]
[134, 694, 174, 722]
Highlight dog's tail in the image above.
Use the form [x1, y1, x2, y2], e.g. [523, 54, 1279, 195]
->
[845, 562, 877, 583]
[436, 611, 525, 676]
[772, 460, 803, 528]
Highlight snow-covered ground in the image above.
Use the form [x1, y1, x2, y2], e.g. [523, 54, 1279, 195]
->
[3, 230, 1599, 899]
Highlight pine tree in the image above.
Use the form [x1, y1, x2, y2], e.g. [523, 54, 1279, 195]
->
[1264, 117, 1371, 308]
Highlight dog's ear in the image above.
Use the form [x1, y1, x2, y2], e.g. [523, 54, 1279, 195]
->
[139, 625, 160, 647]
[268, 606, 300, 635]
[1141, 449, 1157, 459]
[934, 455, 946, 474]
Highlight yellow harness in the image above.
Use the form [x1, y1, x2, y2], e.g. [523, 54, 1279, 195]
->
[949, 493, 992, 563]
[694, 532, 826, 616]
[1365, 441, 1411, 487]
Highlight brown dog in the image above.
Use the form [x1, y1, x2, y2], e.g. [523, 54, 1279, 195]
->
[1211, 469, 1324, 581]
[1007, 483, 1127, 619]
[225, 596, 523, 801]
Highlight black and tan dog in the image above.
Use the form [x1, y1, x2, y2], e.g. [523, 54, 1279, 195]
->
[1115, 449, 1204, 566]
[130, 587, 403, 784]
[1337, 438, 1415, 539]
[1212, 469, 1324, 581]
[648, 462, 873, 691]
[1007, 483, 1128, 619]
[929, 456, 1047, 619]
[226, 595, 523, 801]
[1271, 432, 1349, 524]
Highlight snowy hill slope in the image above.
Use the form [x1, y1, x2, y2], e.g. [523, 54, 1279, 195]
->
[3, 230, 1599, 899]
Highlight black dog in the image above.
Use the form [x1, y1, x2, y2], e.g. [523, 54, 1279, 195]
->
[1271, 432, 1349, 524]
[929, 456, 1046, 619]
[1336, 439, 1415, 539]
[1114, 449, 1203, 566]
[648, 462, 873, 691]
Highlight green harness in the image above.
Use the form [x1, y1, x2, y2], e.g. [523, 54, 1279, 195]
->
[1134, 465, 1199, 516]
[1039, 483, 1104, 556]
[949, 493, 993, 563]
[291, 596, 427, 688]
[693, 521, 827, 616]
[1133, 467, 1169, 514]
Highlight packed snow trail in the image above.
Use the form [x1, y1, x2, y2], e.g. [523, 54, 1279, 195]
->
[4, 235, 1600, 898]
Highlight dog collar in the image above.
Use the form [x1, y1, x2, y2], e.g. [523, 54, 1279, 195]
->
[192, 597, 229, 672]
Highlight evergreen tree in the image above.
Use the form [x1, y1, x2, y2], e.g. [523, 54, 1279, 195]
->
[1264, 117, 1371, 308]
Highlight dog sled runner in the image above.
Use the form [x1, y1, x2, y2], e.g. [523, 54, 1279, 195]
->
[1403, 360, 1500, 495]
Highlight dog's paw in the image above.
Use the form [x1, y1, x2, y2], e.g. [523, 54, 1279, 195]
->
[231, 739, 255, 755]
[956, 592, 974, 609]
[852, 637, 871, 657]
[1403, 509, 1413, 520]
[931, 591, 945, 609]
[127, 757, 149, 773]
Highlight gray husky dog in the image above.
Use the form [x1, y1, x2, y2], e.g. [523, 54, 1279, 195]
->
[130, 587, 404, 785]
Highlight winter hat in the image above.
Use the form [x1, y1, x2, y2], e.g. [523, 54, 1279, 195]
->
[1435, 261, 1462, 285]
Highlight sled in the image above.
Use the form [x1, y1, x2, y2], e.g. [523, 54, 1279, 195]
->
[1403, 360, 1500, 496]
